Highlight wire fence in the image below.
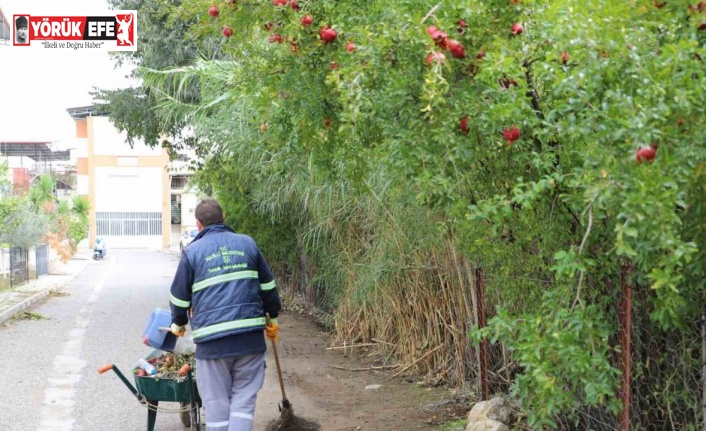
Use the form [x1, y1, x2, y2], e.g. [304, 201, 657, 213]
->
[283, 251, 704, 430]
[477, 267, 703, 431]
[626, 286, 702, 431]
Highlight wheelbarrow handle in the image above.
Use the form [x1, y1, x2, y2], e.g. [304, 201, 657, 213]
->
[98, 363, 141, 400]
[98, 363, 113, 374]
[159, 326, 185, 338]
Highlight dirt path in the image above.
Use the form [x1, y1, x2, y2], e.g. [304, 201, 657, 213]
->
[253, 313, 470, 431]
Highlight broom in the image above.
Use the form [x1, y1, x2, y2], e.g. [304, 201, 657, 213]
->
[264, 314, 320, 431]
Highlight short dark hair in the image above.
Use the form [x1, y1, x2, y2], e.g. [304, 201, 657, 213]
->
[195, 199, 224, 227]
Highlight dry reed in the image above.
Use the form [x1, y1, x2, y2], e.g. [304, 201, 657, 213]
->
[332, 238, 481, 388]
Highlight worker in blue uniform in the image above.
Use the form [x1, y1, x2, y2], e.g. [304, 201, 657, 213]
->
[168, 198, 281, 431]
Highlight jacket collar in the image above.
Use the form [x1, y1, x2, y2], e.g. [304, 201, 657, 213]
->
[191, 223, 236, 245]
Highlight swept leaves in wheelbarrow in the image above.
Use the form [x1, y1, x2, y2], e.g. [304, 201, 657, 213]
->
[135, 352, 195, 380]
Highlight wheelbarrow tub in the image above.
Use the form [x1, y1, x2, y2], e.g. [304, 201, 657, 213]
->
[133, 349, 201, 403]
[133, 374, 200, 402]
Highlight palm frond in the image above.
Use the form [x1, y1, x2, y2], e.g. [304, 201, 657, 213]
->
[71, 195, 91, 224]
[29, 175, 55, 208]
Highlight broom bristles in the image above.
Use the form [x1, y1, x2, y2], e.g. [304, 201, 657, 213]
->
[264, 404, 321, 431]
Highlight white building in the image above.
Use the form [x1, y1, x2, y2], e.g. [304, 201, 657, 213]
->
[67, 106, 197, 250]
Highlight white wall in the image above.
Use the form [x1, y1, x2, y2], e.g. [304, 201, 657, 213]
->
[94, 166, 164, 249]
[94, 166, 163, 212]
[72, 138, 88, 159]
[92, 117, 162, 157]
[180, 193, 198, 228]
[76, 174, 89, 195]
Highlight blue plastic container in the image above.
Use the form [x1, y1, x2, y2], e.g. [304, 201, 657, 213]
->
[142, 308, 177, 352]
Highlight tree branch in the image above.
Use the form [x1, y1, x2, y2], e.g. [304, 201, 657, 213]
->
[523, 60, 561, 157]
[571, 203, 594, 311]
[421, 3, 442, 23]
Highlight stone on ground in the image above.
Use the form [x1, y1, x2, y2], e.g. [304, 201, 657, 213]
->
[465, 397, 511, 431]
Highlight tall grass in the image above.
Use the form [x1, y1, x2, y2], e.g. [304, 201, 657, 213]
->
[250, 168, 484, 386]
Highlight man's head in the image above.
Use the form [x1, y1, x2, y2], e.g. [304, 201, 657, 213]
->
[15, 16, 28, 41]
[195, 198, 224, 230]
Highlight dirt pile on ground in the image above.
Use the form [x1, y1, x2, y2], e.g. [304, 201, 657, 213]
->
[264, 406, 321, 431]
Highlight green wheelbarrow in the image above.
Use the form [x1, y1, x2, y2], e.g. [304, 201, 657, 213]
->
[98, 350, 202, 431]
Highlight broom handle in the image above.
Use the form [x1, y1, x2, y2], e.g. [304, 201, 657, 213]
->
[265, 313, 288, 403]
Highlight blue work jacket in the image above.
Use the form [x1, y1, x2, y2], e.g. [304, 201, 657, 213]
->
[169, 224, 280, 344]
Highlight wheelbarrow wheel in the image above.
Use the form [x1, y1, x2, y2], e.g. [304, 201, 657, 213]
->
[180, 402, 191, 428]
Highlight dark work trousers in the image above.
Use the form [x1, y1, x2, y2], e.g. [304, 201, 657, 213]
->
[196, 352, 266, 431]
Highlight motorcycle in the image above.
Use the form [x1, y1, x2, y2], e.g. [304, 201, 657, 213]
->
[93, 238, 107, 260]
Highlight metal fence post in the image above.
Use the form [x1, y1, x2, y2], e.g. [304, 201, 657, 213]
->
[618, 267, 633, 431]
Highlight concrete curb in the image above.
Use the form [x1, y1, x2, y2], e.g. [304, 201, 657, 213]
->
[0, 289, 53, 324]
[0, 258, 91, 326]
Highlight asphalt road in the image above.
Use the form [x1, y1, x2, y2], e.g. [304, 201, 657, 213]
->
[0, 249, 195, 431]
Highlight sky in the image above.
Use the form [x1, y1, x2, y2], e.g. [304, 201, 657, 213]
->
[0, 0, 137, 145]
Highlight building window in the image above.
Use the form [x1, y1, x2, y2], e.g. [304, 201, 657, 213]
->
[96, 212, 162, 236]
[170, 175, 190, 190]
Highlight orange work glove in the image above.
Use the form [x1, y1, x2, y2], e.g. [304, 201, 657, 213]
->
[170, 323, 186, 337]
[265, 319, 279, 342]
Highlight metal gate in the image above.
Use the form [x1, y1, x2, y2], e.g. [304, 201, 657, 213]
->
[36, 245, 48, 277]
[96, 212, 163, 236]
[9, 247, 28, 288]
